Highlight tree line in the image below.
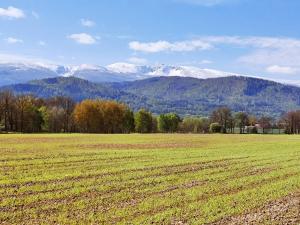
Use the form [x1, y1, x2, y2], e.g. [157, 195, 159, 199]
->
[0, 91, 300, 134]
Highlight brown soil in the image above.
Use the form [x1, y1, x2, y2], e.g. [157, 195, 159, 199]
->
[210, 191, 300, 225]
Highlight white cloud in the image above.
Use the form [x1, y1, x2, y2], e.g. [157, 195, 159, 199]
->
[194, 36, 300, 49]
[67, 33, 96, 45]
[81, 19, 95, 27]
[5, 37, 23, 44]
[0, 6, 25, 19]
[130, 36, 300, 53]
[38, 41, 46, 46]
[129, 40, 212, 53]
[130, 36, 300, 76]
[239, 48, 300, 65]
[236, 40, 300, 74]
[266, 65, 297, 75]
[128, 57, 148, 65]
[136, 36, 300, 52]
[214, 36, 300, 76]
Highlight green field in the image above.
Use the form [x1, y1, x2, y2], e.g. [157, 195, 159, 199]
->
[0, 134, 299, 224]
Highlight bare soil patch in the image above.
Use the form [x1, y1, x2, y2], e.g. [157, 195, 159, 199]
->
[210, 191, 300, 225]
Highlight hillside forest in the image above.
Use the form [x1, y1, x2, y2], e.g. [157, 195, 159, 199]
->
[0, 91, 300, 134]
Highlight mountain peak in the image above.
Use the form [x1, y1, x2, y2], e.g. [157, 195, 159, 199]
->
[0, 61, 298, 87]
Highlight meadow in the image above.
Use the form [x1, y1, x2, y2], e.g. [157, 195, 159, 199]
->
[0, 134, 299, 224]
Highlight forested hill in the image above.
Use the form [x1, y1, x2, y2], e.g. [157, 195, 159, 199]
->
[1, 76, 300, 117]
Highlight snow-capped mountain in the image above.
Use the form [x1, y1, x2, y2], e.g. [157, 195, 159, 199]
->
[103, 63, 239, 79]
[0, 61, 239, 86]
[0, 63, 59, 86]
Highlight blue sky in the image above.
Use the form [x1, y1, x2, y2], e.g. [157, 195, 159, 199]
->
[1, 0, 300, 83]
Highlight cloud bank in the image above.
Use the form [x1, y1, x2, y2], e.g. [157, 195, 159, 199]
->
[129, 36, 300, 75]
[129, 40, 212, 53]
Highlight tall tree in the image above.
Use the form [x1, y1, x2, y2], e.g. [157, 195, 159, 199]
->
[122, 108, 135, 133]
[15, 95, 34, 132]
[235, 112, 249, 134]
[179, 117, 210, 133]
[281, 110, 300, 134]
[0, 91, 15, 132]
[258, 116, 273, 134]
[74, 99, 133, 133]
[47, 106, 65, 133]
[248, 115, 257, 126]
[135, 109, 153, 133]
[23, 103, 44, 133]
[101, 101, 127, 133]
[210, 107, 233, 133]
[74, 99, 104, 133]
[47, 97, 75, 132]
[158, 113, 181, 133]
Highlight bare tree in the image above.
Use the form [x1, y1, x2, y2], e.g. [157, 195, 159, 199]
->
[258, 116, 273, 134]
[210, 107, 233, 133]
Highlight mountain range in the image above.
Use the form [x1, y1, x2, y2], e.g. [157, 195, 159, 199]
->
[0, 62, 239, 86]
[2, 75, 300, 118]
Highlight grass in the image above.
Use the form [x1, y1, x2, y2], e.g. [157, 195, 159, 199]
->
[0, 134, 299, 224]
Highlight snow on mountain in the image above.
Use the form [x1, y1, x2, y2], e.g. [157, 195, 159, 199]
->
[70, 64, 142, 83]
[105, 63, 238, 79]
[146, 65, 238, 78]
[0, 61, 240, 86]
[0, 63, 59, 86]
[106, 63, 139, 74]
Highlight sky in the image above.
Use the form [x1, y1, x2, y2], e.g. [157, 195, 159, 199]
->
[1, 0, 300, 83]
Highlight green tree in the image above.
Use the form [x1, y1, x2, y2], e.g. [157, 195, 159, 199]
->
[122, 108, 135, 133]
[158, 113, 181, 133]
[135, 109, 153, 133]
[158, 114, 168, 132]
[23, 104, 44, 133]
[39, 106, 49, 132]
[151, 116, 158, 133]
[180, 117, 210, 133]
